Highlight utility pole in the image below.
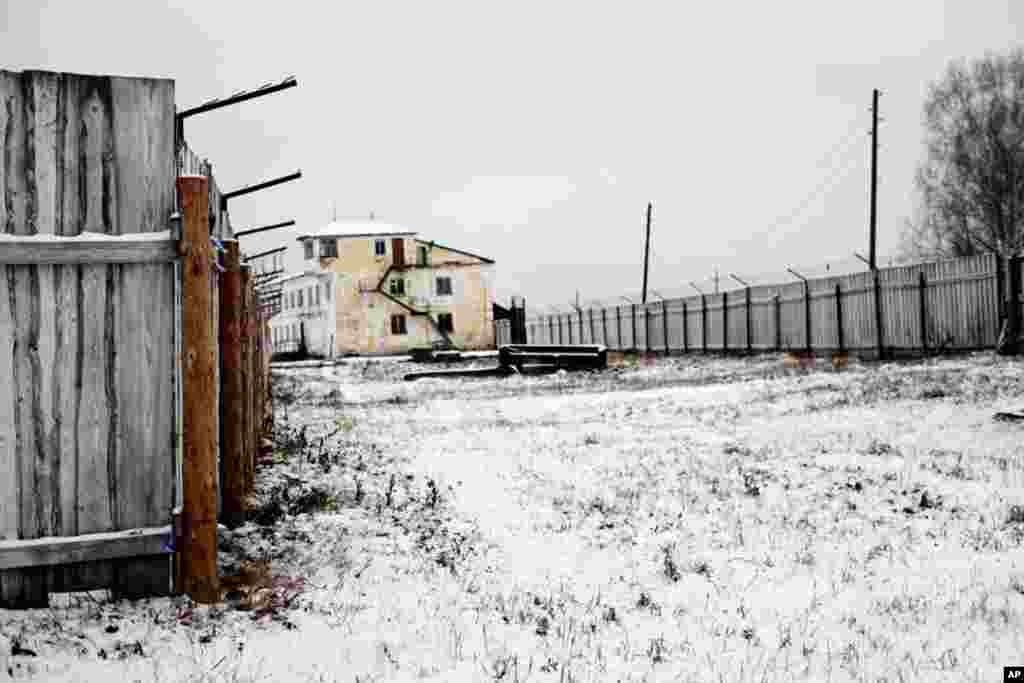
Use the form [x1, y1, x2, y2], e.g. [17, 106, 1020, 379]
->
[869, 88, 880, 271]
[642, 202, 653, 304]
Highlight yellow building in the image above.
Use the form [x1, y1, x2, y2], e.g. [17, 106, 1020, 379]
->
[288, 219, 496, 356]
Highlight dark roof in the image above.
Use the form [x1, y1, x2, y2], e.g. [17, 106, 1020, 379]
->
[416, 239, 495, 264]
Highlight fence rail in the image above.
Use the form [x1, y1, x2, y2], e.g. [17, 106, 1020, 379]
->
[523, 253, 1023, 357]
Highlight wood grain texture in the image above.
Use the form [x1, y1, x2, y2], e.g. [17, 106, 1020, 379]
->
[0, 239, 177, 264]
[0, 525, 171, 570]
[0, 70, 175, 606]
[178, 175, 219, 604]
[219, 242, 244, 527]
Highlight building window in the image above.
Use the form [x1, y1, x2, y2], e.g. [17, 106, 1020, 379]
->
[308, 286, 314, 307]
[374, 239, 386, 257]
[391, 314, 407, 335]
[436, 276, 452, 296]
[438, 313, 454, 333]
[304, 240, 314, 260]
[417, 245, 428, 266]
[314, 285, 320, 306]
[389, 278, 405, 296]
[325, 282, 331, 301]
[320, 239, 337, 257]
[298, 290, 304, 308]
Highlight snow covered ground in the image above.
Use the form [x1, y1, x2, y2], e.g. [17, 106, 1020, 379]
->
[3, 352, 1024, 681]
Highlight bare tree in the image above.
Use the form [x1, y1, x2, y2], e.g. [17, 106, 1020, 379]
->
[901, 50, 1024, 260]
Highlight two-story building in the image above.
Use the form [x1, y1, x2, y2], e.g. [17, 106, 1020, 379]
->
[277, 219, 496, 356]
[269, 270, 336, 357]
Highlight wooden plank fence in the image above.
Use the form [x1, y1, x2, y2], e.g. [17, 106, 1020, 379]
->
[525, 252, 1023, 358]
[0, 69, 272, 607]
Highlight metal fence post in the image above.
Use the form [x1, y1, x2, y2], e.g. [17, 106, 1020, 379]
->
[873, 270, 885, 359]
[663, 299, 669, 354]
[835, 283, 844, 352]
[774, 293, 781, 351]
[682, 300, 688, 353]
[745, 287, 752, 353]
[919, 271, 928, 354]
[804, 280, 812, 354]
[722, 291, 729, 353]
[631, 304, 638, 351]
[701, 294, 707, 352]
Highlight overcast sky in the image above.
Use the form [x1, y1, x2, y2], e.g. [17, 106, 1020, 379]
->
[4, 1, 1022, 308]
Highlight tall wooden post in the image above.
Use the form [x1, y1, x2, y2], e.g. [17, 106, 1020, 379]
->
[589, 309, 596, 345]
[239, 266, 253, 501]
[177, 176, 219, 604]
[219, 241, 245, 528]
[602, 308, 608, 346]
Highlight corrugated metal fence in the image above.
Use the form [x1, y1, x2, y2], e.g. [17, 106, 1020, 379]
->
[524, 253, 1023, 357]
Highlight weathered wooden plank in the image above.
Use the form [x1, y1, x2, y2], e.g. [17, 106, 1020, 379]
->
[0, 267, 16, 542]
[0, 526, 171, 570]
[110, 75, 176, 597]
[0, 238, 177, 264]
[27, 73, 62, 565]
[0, 71, 30, 237]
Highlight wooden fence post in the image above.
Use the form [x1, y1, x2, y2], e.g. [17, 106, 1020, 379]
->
[682, 301, 688, 352]
[919, 271, 928, 354]
[177, 175, 219, 604]
[722, 291, 729, 353]
[701, 295, 707, 352]
[239, 265, 253, 503]
[602, 308, 608, 346]
[774, 293, 781, 351]
[745, 287, 752, 353]
[873, 269, 885, 360]
[804, 281, 812, 354]
[835, 283, 844, 352]
[568, 313, 574, 344]
[219, 241, 244, 528]
[662, 299, 669, 354]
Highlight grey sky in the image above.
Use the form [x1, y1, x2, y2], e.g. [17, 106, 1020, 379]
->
[4, 1, 1022, 307]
